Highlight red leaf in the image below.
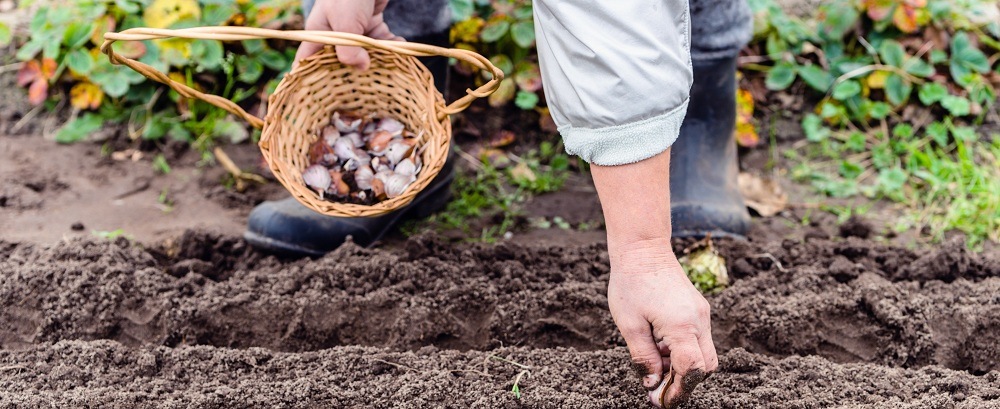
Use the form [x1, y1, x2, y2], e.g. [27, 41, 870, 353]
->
[28, 79, 48, 105]
[40, 58, 57, 80]
[16, 60, 40, 87]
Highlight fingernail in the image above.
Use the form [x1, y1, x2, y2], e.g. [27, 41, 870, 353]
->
[643, 374, 660, 389]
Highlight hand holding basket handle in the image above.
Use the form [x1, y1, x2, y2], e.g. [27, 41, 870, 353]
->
[101, 26, 503, 217]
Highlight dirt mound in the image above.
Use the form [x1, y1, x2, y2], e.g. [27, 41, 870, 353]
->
[1, 341, 997, 408]
[2, 230, 999, 375]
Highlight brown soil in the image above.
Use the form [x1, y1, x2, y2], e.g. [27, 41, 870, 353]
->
[2, 224, 999, 407]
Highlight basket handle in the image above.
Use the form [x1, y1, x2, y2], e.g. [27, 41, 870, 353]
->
[100, 26, 505, 128]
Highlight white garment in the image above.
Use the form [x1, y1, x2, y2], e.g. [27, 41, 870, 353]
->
[534, 0, 693, 166]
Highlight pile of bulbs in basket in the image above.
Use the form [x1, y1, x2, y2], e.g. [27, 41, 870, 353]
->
[303, 111, 423, 205]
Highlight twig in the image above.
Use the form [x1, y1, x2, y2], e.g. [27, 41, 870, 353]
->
[11, 104, 43, 133]
[213, 146, 267, 192]
[455, 147, 485, 171]
[0, 62, 23, 74]
[0, 365, 26, 371]
[750, 253, 787, 272]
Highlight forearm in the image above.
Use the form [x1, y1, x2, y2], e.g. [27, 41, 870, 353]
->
[591, 149, 674, 260]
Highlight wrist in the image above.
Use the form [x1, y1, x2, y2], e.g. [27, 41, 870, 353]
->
[607, 237, 681, 275]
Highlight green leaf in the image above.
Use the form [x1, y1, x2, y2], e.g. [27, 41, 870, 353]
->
[90, 69, 131, 98]
[869, 101, 891, 119]
[0, 22, 9, 47]
[797, 64, 834, 92]
[884, 73, 911, 106]
[802, 114, 830, 142]
[950, 125, 977, 142]
[878, 40, 906, 67]
[489, 54, 513, 76]
[236, 56, 264, 84]
[15, 39, 43, 61]
[191, 40, 225, 71]
[214, 119, 250, 144]
[480, 19, 510, 43]
[846, 131, 866, 152]
[765, 62, 796, 91]
[65, 49, 94, 74]
[903, 58, 934, 78]
[259, 49, 288, 71]
[63, 22, 94, 49]
[510, 21, 535, 49]
[892, 123, 914, 139]
[765, 33, 787, 58]
[55, 113, 104, 143]
[839, 160, 863, 178]
[514, 91, 539, 110]
[877, 167, 908, 192]
[917, 82, 948, 105]
[817, 2, 858, 40]
[449, 0, 475, 22]
[940, 95, 971, 116]
[152, 154, 171, 174]
[926, 121, 948, 146]
[929, 50, 947, 64]
[832, 80, 861, 100]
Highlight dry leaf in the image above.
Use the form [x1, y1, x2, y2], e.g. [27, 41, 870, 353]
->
[70, 82, 105, 110]
[144, 0, 201, 29]
[737, 172, 788, 217]
[478, 147, 512, 169]
[509, 161, 536, 183]
[488, 130, 516, 148]
[735, 88, 759, 148]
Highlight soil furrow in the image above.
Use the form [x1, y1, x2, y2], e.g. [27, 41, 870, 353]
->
[1, 231, 998, 373]
[1, 341, 997, 408]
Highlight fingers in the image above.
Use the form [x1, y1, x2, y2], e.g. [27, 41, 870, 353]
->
[621, 326, 665, 391]
[652, 336, 706, 408]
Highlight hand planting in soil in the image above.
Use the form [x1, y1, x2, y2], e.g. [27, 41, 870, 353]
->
[303, 111, 422, 205]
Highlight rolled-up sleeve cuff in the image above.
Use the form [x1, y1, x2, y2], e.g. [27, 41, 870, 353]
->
[560, 98, 689, 166]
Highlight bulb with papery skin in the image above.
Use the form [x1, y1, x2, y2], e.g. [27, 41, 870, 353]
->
[303, 164, 332, 193]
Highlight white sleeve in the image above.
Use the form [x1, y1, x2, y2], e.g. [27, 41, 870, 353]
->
[533, 0, 693, 166]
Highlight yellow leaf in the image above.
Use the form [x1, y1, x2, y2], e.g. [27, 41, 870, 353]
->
[144, 0, 201, 29]
[867, 70, 888, 89]
[735, 88, 759, 147]
[70, 82, 105, 110]
[892, 4, 920, 33]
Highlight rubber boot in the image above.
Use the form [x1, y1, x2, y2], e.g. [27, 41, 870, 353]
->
[669, 56, 751, 238]
[244, 29, 453, 256]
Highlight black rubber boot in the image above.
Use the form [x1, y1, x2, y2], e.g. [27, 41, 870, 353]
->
[245, 158, 454, 256]
[244, 29, 453, 257]
[669, 56, 751, 239]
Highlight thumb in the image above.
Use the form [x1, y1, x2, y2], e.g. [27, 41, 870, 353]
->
[326, 11, 371, 70]
[622, 328, 665, 390]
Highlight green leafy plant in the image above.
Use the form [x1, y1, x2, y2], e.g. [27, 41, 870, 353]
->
[746, 0, 1000, 246]
[16, 0, 298, 154]
[450, 0, 542, 109]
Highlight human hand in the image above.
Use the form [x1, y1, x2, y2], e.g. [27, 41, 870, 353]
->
[295, 0, 401, 70]
[607, 239, 718, 408]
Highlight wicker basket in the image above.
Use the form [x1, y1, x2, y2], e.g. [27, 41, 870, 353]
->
[101, 26, 502, 217]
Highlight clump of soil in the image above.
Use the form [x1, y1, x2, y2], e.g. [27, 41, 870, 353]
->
[1, 228, 998, 406]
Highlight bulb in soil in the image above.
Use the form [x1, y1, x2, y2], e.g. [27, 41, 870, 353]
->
[367, 130, 393, 154]
[333, 111, 363, 133]
[384, 141, 414, 166]
[355, 166, 375, 190]
[394, 158, 418, 176]
[377, 117, 405, 136]
[384, 173, 415, 199]
[333, 136, 356, 162]
[303, 164, 332, 193]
